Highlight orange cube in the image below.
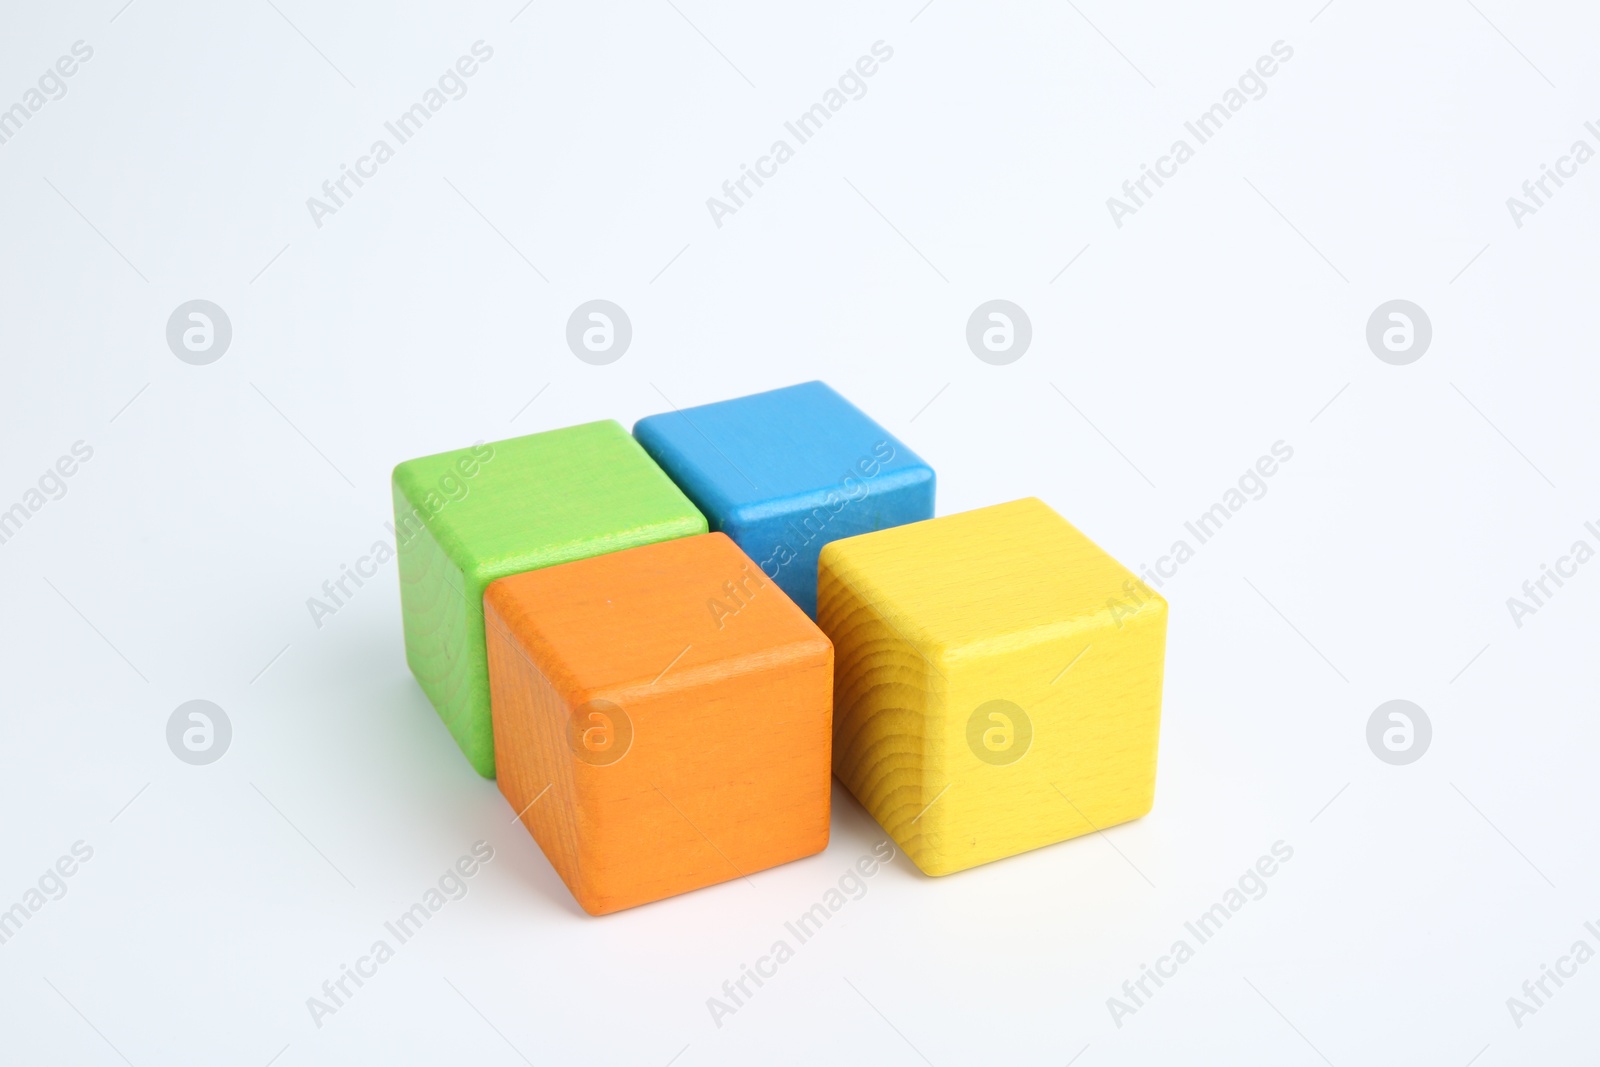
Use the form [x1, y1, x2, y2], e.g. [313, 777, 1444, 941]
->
[485, 532, 833, 915]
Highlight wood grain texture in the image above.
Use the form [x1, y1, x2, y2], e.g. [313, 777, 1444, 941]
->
[393, 420, 706, 778]
[485, 532, 833, 915]
[817, 497, 1167, 876]
[633, 380, 934, 617]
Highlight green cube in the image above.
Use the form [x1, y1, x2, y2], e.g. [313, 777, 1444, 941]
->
[392, 420, 706, 777]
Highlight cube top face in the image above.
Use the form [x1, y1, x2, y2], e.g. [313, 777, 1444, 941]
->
[392, 420, 706, 586]
[633, 381, 934, 617]
[484, 532, 829, 695]
[819, 497, 1166, 876]
[818, 497, 1154, 661]
[484, 533, 833, 914]
[393, 420, 706, 778]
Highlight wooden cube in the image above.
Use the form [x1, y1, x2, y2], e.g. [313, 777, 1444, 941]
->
[818, 498, 1167, 876]
[393, 421, 705, 777]
[633, 381, 935, 618]
[485, 533, 833, 914]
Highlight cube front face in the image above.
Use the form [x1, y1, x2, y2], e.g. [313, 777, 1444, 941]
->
[393, 421, 706, 777]
[921, 613, 1165, 874]
[819, 498, 1167, 876]
[485, 533, 834, 915]
[633, 381, 935, 617]
[569, 663, 832, 914]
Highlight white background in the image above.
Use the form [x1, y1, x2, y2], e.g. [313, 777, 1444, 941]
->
[2, 1, 1597, 1064]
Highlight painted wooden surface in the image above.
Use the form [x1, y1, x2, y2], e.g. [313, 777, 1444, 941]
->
[485, 532, 833, 915]
[817, 497, 1167, 876]
[393, 420, 705, 778]
[633, 380, 934, 618]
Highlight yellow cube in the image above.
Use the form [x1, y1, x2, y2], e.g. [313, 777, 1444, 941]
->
[818, 497, 1167, 876]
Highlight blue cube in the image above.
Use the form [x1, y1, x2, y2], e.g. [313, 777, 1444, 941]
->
[634, 381, 935, 617]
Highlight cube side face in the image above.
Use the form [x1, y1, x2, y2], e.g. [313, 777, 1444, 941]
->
[927, 600, 1167, 875]
[726, 468, 935, 617]
[572, 649, 834, 914]
[392, 423, 707, 777]
[393, 480, 495, 777]
[818, 552, 949, 875]
[485, 596, 584, 898]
